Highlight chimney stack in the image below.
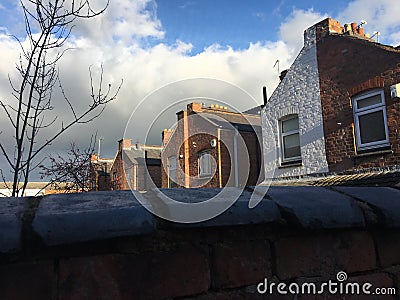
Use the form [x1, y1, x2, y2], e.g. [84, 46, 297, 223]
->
[118, 138, 132, 151]
[187, 102, 203, 113]
[162, 129, 173, 146]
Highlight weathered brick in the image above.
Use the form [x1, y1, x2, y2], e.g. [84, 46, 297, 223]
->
[375, 231, 400, 267]
[0, 261, 54, 300]
[59, 246, 209, 300]
[294, 273, 395, 300]
[161, 102, 263, 188]
[318, 31, 400, 172]
[275, 231, 376, 280]
[183, 288, 293, 300]
[211, 240, 271, 289]
[347, 273, 396, 300]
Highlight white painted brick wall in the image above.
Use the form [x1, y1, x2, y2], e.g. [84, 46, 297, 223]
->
[261, 26, 329, 179]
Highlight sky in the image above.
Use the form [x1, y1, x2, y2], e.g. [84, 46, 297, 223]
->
[0, 0, 399, 180]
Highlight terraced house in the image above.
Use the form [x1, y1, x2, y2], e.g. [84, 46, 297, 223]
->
[262, 18, 400, 179]
[110, 139, 162, 191]
[162, 102, 264, 188]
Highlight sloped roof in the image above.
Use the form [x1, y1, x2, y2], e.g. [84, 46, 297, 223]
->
[122, 147, 161, 166]
[268, 169, 400, 187]
[201, 109, 260, 125]
[243, 105, 262, 115]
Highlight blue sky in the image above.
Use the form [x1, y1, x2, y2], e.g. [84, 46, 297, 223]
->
[0, 0, 399, 179]
[156, 0, 350, 52]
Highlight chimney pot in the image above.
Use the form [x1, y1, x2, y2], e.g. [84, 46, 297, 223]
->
[118, 138, 132, 151]
[351, 22, 357, 33]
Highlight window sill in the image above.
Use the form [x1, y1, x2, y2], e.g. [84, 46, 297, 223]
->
[354, 148, 393, 158]
[198, 174, 212, 179]
[279, 160, 303, 169]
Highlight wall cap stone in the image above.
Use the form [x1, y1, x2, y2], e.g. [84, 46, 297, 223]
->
[0, 186, 399, 253]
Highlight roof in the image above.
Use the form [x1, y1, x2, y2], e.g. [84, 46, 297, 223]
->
[199, 115, 261, 134]
[122, 148, 161, 166]
[330, 32, 400, 54]
[0, 182, 75, 190]
[267, 169, 400, 187]
[243, 105, 262, 115]
[201, 109, 260, 125]
[144, 147, 162, 159]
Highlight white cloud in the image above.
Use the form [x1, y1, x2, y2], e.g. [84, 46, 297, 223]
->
[73, 0, 164, 46]
[279, 8, 327, 54]
[336, 0, 400, 45]
[1, 0, 399, 181]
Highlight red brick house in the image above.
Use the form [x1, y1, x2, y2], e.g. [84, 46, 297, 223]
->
[162, 102, 264, 188]
[262, 18, 400, 178]
[110, 139, 162, 191]
[317, 19, 400, 172]
[89, 155, 113, 191]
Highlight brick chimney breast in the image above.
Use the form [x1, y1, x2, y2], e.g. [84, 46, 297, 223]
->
[118, 138, 132, 151]
[162, 129, 173, 146]
[187, 102, 203, 113]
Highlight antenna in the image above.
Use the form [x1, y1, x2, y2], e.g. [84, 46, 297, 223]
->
[357, 20, 367, 28]
[371, 31, 380, 42]
[273, 59, 280, 74]
[98, 136, 104, 157]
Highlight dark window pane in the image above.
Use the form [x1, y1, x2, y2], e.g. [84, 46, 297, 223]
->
[357, 94, 382, 109]
[358, 110, 386, 144]
[283, 133, 301, 158]
[282, 117, 299, 133]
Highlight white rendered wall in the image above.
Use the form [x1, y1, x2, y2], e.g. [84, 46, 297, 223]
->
[261, 26, 329, 178]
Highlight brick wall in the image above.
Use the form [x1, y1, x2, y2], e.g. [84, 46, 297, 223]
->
[111, 149, 162, 190]
[4, 229, 399, 300]
[110, 150, 127, 190]
[148, 165, 162, 189]
[1, 188, 400, 299]
[162, 103, 263, 188]
[316, 24, 400, 172]
[1, 216, 399, 299]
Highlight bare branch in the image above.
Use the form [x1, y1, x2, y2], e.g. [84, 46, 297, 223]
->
[2, 0, 121, 197]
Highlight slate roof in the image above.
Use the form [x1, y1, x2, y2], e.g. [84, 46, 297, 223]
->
[197, 110, 261, 132]
[243, 105, 262, 115]
[268, 169, 400, 187]
[122, 147, 161, 166]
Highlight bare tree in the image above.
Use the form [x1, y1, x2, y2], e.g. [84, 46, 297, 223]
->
[38, 135, 96, 193]
[0, 0, 122, 197]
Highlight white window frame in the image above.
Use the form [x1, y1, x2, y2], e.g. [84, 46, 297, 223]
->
[353, 90, 390, 151]
[199, 150, 212, 176]
[279, 115, 301, 163]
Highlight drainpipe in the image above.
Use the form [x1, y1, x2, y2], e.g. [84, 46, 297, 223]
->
[183, 110, 190, 188]
[233, 126, 239, 188]
[217, 128, 222, 188]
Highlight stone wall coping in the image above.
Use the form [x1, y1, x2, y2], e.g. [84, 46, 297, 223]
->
[0, 186, 399, 253]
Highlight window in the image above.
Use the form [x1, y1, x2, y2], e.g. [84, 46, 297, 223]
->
[199, 150, 212, 176]
[279, 115, 301, 162]
[168, 156, 177, 188]
[353, 90, 389, 151]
